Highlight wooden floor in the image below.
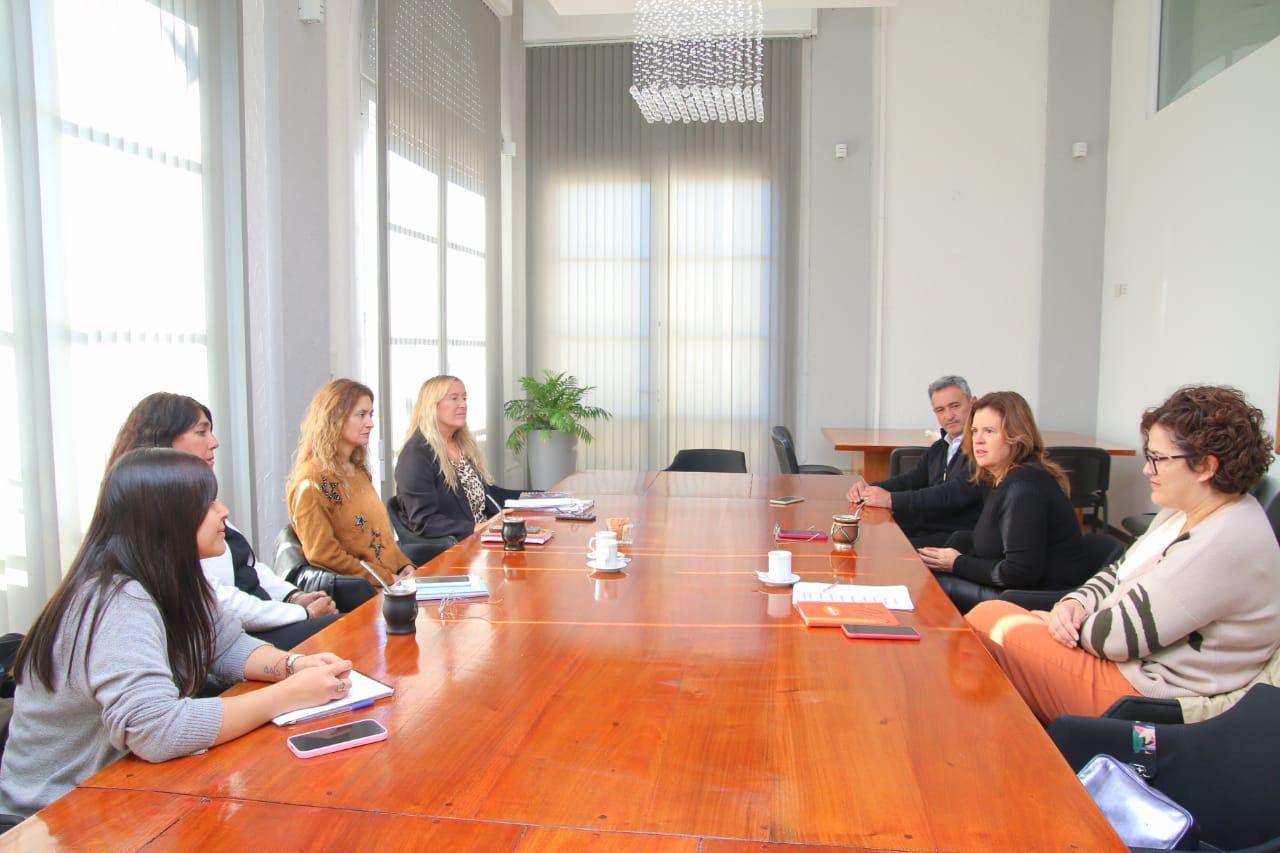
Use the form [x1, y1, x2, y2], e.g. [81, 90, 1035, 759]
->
[3, 472, 1121, 851]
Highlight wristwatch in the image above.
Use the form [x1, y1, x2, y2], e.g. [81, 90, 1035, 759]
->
[285, 653, 303, 676]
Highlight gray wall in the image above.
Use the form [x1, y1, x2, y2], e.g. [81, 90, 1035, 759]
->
[794, 8, 876, 470]
[241, 0, 335, 553]
[1036, 0, 1113, 434]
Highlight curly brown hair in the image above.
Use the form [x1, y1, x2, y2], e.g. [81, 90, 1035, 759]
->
[1140, 385, 1275, 495]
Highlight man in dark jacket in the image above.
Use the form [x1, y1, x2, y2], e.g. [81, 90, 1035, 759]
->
[846, 375, 982, 547]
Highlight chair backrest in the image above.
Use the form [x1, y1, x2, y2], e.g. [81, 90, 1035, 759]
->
[1046, 446, 1111, 506]
[272, 525, 311, 584]
[665, 449, 748, 474]
[1251, 475, 1280, 545]
[888, 446, 929, 479]
[386, 495, 414, 541]
[1080, 532, 1126, 577]
[770, 426, 800, 474]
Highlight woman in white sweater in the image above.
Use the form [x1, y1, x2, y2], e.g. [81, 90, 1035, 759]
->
[109, 393, 338, 648]
[967, 385, 1280, 723]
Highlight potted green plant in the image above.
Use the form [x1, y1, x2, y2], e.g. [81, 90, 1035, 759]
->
[504, 371, 611, 487]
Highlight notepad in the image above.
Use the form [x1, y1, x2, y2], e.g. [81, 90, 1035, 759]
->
[271, 670, 394, 726]
[791, 581, 915, 611]
[504, 496, 595, 513]
[796, 601, 900, 628]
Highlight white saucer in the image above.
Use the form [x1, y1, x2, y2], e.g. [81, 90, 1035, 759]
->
[588, 556, 629, 572]
[756, 570, 801, 587]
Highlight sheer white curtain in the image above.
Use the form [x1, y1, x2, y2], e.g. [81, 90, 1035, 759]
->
[527, 41, 800, 474]
[0, 0, 241, 632]
[371, 0, 501, 489]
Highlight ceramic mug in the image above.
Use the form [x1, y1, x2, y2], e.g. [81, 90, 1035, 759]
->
[767, 549, 793, 581]
[587, 531, 619, 566]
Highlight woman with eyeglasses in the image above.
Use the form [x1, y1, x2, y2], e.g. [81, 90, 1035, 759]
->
[966, 385, 1280, 724]
[109, 393, 339, 650]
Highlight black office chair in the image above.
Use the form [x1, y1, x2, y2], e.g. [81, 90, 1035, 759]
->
[1123, 474, 1280, 544]
[1046, 446, 1110, 531]
[386, 496, 458, 566]
[996, 532, 1126, 611]
[770, 426, 841, 475]
[664, 449, 748, 474]
[1050, 684, 1280, 851]
[888, 446, 929, 479]
[273, 525, 376, 613]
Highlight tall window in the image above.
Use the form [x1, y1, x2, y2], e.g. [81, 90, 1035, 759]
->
[369, 0, 500, 487]
[1158, 0, 1280, 109]
[528, 42, 800, 473]
[0, 0, 241, 631]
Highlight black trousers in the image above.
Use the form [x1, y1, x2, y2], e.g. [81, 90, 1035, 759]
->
[249, 613, 341, 651]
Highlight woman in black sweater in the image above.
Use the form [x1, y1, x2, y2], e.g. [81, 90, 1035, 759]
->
[918, 391, 1084, 613]
[394, 375, 521, 541]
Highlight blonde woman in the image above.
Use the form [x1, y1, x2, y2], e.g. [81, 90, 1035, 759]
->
[394, 375, 520, 541]
[286, 379, 414, 587]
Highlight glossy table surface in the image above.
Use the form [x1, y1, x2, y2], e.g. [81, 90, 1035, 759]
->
[822, 427, 1137, 455]
[4, 472, 1121, 851]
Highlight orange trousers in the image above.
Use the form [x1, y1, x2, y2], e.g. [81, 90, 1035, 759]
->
[966, 600, 1137, 725]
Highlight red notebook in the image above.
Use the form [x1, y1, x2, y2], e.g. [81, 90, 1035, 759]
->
[796, 601, 900, 628]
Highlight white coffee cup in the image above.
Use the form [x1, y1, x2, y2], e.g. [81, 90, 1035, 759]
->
[767, 549, 793, 581]
[588, 531, 619, 566]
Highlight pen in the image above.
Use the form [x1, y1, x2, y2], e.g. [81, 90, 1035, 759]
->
[293, 698, 375, 725]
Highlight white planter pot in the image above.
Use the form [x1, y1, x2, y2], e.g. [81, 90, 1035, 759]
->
[527, 430, 578, 488]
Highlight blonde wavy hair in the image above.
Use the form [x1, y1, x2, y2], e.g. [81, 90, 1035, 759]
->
[287, 379, 376, 493]
[404, 375, 490, 492]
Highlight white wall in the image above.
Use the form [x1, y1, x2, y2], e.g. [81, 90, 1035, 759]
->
[877, 0, 1051, 429]
[1097, 7, 1280, 520]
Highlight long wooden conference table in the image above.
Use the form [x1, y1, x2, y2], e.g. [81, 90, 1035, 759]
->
[4, 471, 1121, 851]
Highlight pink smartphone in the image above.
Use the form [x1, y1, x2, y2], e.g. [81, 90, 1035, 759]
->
[286, 718, 387, 758]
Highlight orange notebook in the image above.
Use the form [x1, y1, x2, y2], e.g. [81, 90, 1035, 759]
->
[796, 601, 900, 628]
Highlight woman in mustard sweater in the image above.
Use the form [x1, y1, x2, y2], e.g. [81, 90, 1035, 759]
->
[286, 379, 415, 588]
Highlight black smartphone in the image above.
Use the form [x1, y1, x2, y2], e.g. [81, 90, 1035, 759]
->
[841, 624, 921, 641]
[768, 495, 804, 506]
[556, 512, 596, 522]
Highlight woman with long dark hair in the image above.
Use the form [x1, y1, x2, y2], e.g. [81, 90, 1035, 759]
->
[918, 391, 1085, 612]
[110, 393, 338, 649]
[0, 449, 353, 817]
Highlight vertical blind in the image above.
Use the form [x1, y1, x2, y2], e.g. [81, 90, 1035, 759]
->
[0, 0, 240, 632]
[376, 0, 500, 483]
[526, 41, 800, 474]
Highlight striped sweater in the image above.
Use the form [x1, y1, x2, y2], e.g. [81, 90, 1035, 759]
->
[1061, 495, 1280, 699]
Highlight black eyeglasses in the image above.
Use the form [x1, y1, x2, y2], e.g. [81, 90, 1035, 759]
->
[1143, 451, 1195, 474]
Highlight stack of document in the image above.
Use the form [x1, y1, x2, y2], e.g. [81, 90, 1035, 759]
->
[504, 495, 595, 513]
[790, 581, 915, 611]
[413, 575, 490, 601]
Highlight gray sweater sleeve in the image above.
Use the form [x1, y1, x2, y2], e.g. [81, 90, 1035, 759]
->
[86, 587, 264, 763]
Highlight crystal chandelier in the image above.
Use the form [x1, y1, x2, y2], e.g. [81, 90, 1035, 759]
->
[630, 0, 765, 124]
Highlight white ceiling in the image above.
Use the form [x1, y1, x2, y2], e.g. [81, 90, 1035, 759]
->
[546, 0, 895, 13]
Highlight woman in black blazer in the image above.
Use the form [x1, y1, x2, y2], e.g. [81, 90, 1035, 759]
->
[394, 375, 520, 541]
[918, 391, 1085, 613]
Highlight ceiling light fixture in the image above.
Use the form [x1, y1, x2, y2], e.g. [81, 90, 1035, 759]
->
[629, 0, 764, 124]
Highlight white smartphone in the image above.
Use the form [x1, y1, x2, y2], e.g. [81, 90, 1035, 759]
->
[768, 495, 804, 506]
[286, 718, 387, 759]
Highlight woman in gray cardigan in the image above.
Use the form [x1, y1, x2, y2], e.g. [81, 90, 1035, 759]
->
[0, 449, 354, 819]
